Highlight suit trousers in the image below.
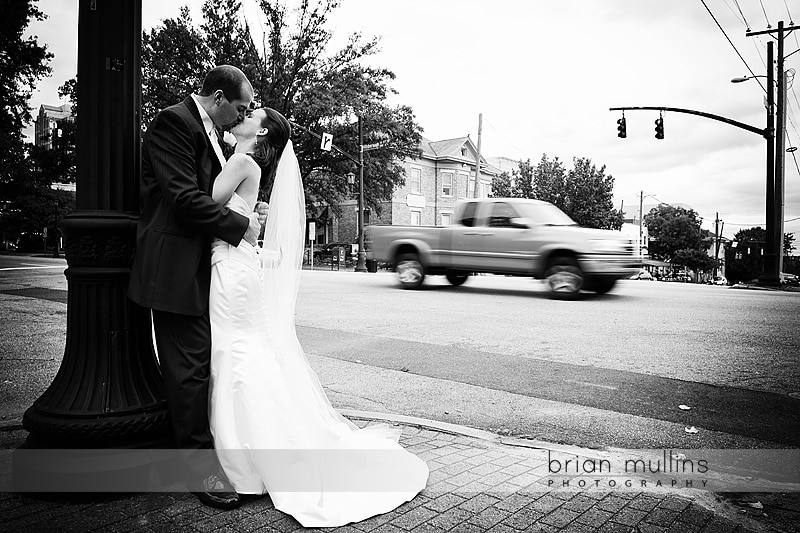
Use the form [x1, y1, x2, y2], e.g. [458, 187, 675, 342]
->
[152, 309, 218, 482]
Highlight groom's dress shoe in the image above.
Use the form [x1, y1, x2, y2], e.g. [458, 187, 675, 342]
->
[191, 473, 241, 510]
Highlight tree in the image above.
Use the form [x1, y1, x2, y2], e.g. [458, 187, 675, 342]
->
[141, 7, 210, 126]
[644, 204, 706, 261]
[505, 154, 622, 230]
[200, 0, 263, 89]
[511, 159, 535, 199]
[532, 154, 566, 209]
[0, 0, 53, 249]
[140, 0, 422, 212]
[562, 157, 623, 230]
[672, 248, 717, 277]
[784, 232, 795, 257]
[490, 171, 512, 197]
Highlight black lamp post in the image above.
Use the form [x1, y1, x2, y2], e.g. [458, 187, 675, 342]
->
[15, 0, 170, 488]
[355, 115, 368, 272]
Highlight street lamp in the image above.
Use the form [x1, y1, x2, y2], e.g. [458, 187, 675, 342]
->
[354, 115, 368, 272]
[730, 75, 765, 83]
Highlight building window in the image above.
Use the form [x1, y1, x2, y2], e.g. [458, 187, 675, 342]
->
[441, 172, 453, 196]
[410, 210, 421, 226]
[441, 212, 452, 226]
[468, 174, 476, 198]
[409, 167, 421, 194]
[461, 147, 468, 157]
[457, 171, 469, 198]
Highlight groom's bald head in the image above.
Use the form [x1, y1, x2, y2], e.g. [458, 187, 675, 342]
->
[200, 65, 251, 101]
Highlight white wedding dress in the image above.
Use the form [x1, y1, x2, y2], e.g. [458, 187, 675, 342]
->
[208, 143, 428, 527]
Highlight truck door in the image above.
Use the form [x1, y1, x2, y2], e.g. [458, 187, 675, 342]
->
[449, 200, 490, 269]
[479, 201, 535, 272]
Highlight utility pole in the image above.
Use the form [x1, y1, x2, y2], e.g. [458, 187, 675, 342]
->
[775, 21, 787, 274]
[473, 113, 483, 198]
[745, 20, 800, 282]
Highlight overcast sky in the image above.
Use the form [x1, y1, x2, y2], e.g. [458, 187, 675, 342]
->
[24, 0, 800, 240]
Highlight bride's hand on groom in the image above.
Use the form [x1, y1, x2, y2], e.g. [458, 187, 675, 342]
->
[255, 202, 269, 226]
[243, 202, 269, 246]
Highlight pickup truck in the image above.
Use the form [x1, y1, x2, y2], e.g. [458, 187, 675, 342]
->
[364, 197, 639, 297]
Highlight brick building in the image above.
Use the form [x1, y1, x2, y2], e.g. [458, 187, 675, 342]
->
[34, 104, 73, 149]
[313, 135, 502, 246]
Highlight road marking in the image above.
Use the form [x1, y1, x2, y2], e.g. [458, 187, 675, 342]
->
[563, 379, 618, 390]
[0, 266, 64, 271]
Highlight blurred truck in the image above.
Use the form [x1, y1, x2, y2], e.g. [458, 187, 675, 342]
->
[365, 197, 639, 298]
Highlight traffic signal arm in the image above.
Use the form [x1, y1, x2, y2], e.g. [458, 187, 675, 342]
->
[609, 106, 767, 139]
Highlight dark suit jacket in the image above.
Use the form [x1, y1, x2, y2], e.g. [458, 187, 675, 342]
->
[128, 97, 248, 316]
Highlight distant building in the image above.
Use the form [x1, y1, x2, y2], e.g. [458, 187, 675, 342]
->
[619, 222, 650, 258]
[314, 135, 503, 245]
[34, 103, 73, 149]
[485, 156, 520, 175]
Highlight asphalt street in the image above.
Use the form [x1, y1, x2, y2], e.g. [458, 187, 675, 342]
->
[2, 255, 799, 451]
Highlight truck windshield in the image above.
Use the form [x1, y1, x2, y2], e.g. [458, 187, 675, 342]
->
[518, 203, 577, 226]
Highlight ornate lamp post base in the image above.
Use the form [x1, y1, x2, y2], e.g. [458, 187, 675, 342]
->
[13, 212, 173, 491]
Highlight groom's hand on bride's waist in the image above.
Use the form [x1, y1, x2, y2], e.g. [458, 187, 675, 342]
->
[243, 212, 261, 246]
[242, 203, 268, 246]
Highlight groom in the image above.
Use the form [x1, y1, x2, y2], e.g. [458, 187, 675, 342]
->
[129, 65, 262, 509]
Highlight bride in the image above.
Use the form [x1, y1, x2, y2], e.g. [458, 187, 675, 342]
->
[207, 107, 429, 527]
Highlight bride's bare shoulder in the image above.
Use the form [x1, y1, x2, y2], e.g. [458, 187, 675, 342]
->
[227, 153, 260, 175]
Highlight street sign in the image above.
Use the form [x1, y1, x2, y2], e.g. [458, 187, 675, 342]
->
[362, 142, 383, 151]
[320, 133, 333, 151]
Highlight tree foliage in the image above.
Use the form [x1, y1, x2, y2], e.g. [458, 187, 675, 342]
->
[141, 7, 210, 126]
[644, 204, 708, 261]
[672, 248, 716, 273]
[490, 171, 512, 198]
[1, 0, 52, 141]
[562, 157, 622, 230]
[491, 154, 623, 230]
[140, 0, 422, 213]
[0, 0, 57, 249]
[731, 226, 794, 256]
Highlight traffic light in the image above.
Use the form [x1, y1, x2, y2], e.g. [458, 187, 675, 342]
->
[617, 116, 627, 138]
[654, 115, 664, 139]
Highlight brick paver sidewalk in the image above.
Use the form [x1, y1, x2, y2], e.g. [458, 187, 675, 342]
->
[3, 417, 784, 533]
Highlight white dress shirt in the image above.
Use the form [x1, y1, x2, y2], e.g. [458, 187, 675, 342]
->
[191, 94, 226, 169]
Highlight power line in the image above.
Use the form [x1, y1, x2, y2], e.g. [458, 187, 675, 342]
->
[725, 0, 749, 28]
[757, 0, 772, 28]
[782, 0, 795, 24]
[699, 0, 767, 92]
[482, 117, 529, 161]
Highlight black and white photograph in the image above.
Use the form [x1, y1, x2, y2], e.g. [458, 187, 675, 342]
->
[1, 0, 799, 531]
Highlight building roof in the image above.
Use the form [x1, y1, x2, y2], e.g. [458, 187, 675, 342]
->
[39, 103, 73, 120]
[416, 136, 501, 176]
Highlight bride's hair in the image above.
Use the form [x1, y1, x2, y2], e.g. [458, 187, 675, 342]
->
[250, 107, 291, 198]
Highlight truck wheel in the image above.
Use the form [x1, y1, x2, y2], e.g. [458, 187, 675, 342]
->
[544, 257, 584, 298]
[446, 272, 469, 286]
[590, 279, 616, 294]
[396, 253, 425, 289]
